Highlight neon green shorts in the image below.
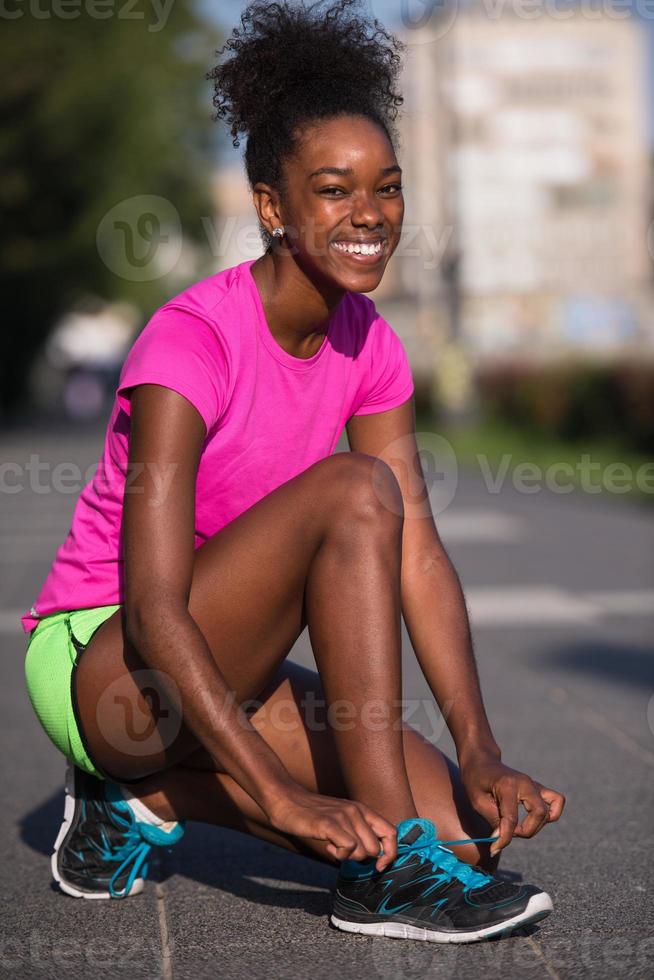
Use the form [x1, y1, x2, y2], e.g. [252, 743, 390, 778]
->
[24, 605, 122, 780]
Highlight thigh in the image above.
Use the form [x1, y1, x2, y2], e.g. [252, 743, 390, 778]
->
[75, 452, 384, 781]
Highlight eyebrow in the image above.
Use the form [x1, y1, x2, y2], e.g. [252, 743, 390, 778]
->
[309, 165, 403, 178]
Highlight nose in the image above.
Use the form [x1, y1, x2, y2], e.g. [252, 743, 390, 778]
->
[350, 190, 385, 230]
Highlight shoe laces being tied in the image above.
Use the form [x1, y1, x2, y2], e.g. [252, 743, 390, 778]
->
[103, 810, 153, 899]
[395, 823, 500, 894]
[102, 786, 185, 899]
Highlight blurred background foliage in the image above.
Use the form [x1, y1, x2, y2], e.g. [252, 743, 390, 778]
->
[0, 0, 222, 418]
[474, 361, 654, 454]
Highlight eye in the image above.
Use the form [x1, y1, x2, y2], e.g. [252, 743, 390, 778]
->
[319, 183, 403, 197]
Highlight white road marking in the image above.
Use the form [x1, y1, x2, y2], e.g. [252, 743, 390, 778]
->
[465, 587, 601, 625]
[437, 510, 525, 542]
[154, 860, 174, 980]
[526, 936, 564, 980]
[464, 587, 653, 626]
[245, 877, 329, 893]
[584, 590, 654, 616]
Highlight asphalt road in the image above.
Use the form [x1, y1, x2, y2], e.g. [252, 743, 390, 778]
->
[1, 424, 653, 979]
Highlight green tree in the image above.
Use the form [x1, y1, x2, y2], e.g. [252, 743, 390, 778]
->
[0, 1, 223, 417]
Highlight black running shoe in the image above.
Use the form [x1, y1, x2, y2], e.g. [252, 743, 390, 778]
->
[51, 761, 185, 899]
[331, 817, 553, 943]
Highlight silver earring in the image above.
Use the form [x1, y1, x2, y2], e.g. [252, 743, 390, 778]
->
[272, 226, 284, 238]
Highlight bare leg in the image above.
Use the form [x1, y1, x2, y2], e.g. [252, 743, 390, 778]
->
[124, 662, 499, 872]
[302, 460, 414, 824]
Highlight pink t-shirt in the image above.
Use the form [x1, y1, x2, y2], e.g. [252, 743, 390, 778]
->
[22, 259, 414, 633]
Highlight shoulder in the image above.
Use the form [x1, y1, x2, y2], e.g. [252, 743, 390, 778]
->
[158, 260, 249, 324]
[127, 261, 253, 358]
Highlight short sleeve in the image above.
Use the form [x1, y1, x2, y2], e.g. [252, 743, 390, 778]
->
[116, 305, 231, 434]
[352, 313, 414, 416]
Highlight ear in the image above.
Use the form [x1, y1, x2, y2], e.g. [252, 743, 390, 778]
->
[252, 182, 283, 239]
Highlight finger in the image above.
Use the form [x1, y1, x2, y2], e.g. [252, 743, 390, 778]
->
[344, 802, 379, 857]
[347, 809, 388, 864]
[490, 780, 518, 856]
[469, 794, 501, 831]
[329, 807, 387, 864]
[320, 821, 357, 861]
[337, 812, 380, 863]
[514, 788, 550, 838]
[357, 805, 398, 870]
[539, 787, 566, 822]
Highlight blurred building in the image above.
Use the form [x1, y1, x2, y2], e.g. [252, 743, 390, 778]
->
[395, 7, 654, 370]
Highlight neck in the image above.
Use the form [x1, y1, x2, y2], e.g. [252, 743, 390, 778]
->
[250, 250, 346, 359]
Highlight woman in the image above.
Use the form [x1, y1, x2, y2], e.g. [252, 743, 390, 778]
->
[23, 0, 564, 943]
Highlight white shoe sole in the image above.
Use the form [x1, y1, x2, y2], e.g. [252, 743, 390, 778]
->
[51, 762, 145, 900]
[330, 891, 553, 943]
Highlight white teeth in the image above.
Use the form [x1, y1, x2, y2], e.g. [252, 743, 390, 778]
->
[332, 241, 383, 255]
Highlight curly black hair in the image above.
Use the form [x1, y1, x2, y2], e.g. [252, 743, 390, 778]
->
[207, 0, 405, 250]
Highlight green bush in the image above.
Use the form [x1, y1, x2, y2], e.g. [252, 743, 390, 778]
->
[473, 360, 654, 453]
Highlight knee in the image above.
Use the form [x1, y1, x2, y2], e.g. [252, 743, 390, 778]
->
[320, 452, 404, 528]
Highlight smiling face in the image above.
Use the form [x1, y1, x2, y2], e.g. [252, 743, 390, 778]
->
[254, 114, 404, 294]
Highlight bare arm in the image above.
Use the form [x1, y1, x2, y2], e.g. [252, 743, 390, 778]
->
[123, 384, 297, 809]
[122, 384, 397, 867]
[347, 399, 497, 756]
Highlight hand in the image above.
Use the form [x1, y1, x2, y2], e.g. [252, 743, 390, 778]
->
[459, 753, 566, 856]
[265, 784, 398, 871]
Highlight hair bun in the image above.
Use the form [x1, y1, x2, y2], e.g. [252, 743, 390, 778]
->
[207, 0, 404, 149]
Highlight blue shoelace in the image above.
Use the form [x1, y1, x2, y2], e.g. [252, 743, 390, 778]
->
[102, 807, 154, 899]
[98, 781, 185, 898]
[395, 833, 500, 892]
